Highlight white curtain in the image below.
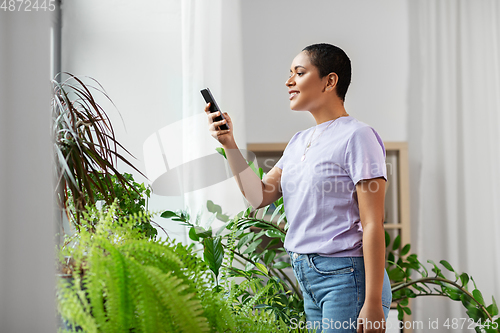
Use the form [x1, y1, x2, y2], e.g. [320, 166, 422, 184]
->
[408, 1, 500, 331]
[144, 0, 247, 236]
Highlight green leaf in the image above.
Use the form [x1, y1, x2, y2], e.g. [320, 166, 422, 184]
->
[203, 237, 224, 279]
[428, 260, 445, 278]
[460, 273, 470, 289]
[466, 307, 482, 322]
[400, 244, 411, 256]
[269, 204, 283, 222]
[188, 227, 199, 242]
[473, 289, 485, 306]
[388, 267, 405, 281]
[265, 229, 284, 239]
[396, 304, 404, 321]
[443, 286, 461, 301]
[215, 212, 230, 222]
[242, 239, 262, 255]
[248, 160, 259, 177]
[258, 167, 264, 179]
[385, 231, 391, 248]
[237, 233, 254, 251]
[215, 223, 228, 236]
[160, 211, 178, 219]
[272, 261, 291, 269]
[267, 238, 281, 248]
[215, 147, 226, 159]
[276, 213, 287, 227]
[387, 252, 395, 266]
[392, 235, 401, 251]
[461, 293, 474, 311]
[486, 296, 498, 316]
[255, 262, 269, 276]
[402, 306, 412, 315]
[245, 262, 255, 271]
[263, 250, 276, 266]
[439, 260, 455, 273]
[206, 200, 222, 215]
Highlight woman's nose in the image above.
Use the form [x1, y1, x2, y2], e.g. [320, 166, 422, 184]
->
[285, 76, 294, 87]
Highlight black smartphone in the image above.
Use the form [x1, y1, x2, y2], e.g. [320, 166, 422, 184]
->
[200, 88, 229, 130]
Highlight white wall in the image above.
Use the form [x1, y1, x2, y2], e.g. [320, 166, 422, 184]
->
[241, 0, 409, 144]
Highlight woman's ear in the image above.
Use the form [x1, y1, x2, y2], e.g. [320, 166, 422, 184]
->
[325, 73, 338, 92]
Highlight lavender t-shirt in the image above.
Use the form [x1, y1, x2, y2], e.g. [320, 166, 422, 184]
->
[275, 116, 387, 257]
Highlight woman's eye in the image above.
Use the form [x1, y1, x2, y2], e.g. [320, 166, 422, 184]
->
[297, 72, 304, 76]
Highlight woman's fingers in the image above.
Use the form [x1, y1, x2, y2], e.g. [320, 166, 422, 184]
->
[204, 102, 211, 113]
[205, 104, 234, 145]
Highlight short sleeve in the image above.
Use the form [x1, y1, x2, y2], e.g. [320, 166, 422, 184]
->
[344, 126, 387, 185]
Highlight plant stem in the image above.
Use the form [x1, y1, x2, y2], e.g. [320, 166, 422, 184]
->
[239, 217, 286, 235]
[224, 246, 303, 297]
[392, 277, 494, 322]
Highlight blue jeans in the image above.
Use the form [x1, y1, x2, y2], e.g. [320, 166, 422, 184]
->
[289, 251, 392, 333]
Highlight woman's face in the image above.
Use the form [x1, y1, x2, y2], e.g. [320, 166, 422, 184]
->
[286, 51, 329, 111]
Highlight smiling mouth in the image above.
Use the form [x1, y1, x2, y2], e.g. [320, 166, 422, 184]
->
[289, 92, 299, 100]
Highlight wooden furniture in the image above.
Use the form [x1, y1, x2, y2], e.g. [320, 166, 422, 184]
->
[247, 142, 412, 333]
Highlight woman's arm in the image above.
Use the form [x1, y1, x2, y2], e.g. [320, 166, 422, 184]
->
[356, 177, 387, 333]
[205, 104, 282, 209]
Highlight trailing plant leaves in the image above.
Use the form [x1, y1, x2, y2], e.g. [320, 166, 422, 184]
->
[276, 213, 287, 227]
[237, 233, 254, 251]
[466, 307, 484, 322]
[267, 238, 281, 248]
[272, 261, 291, 270]
[265, 229, 285, 240]
[263, 250, 276, 266]
[385, 231, 390, 248]
[486, 296, 498, 316]
[387, 252, 395, 266]
[189, 227, 200, 242]
[388, 267, 405, 281]
[460, 273, 470, 289]
[270, 204, 283, 222]
[255, 263, 269, 276]
[242, 239, 262, 255]
[440, 260, 454, 272]
[427, 260, 445, 278]
[473, 289, 485, 306]
[161, 210, 178, 219]
[392, 234, 401, 251]
[400, 244, 411, 256]
[442, 286, 461, 301]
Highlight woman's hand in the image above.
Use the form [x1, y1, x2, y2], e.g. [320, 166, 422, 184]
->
[357, 302, 386, 333]
[205, 103, 235, 147]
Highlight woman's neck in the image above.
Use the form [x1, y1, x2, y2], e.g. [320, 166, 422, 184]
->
[311, 101, 349, 125]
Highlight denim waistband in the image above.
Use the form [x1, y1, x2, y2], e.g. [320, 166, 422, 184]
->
[287, 250, 364, 262]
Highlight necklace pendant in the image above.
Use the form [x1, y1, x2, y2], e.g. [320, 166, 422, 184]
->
[301, 154, 306, 162]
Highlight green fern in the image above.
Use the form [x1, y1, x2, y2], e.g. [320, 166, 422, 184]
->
[59, 201, 308, 332]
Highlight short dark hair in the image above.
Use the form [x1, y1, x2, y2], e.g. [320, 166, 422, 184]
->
[302, 43, 351, 101]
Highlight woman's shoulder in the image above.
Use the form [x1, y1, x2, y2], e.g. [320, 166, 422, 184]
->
[340, 116, 382, 141]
